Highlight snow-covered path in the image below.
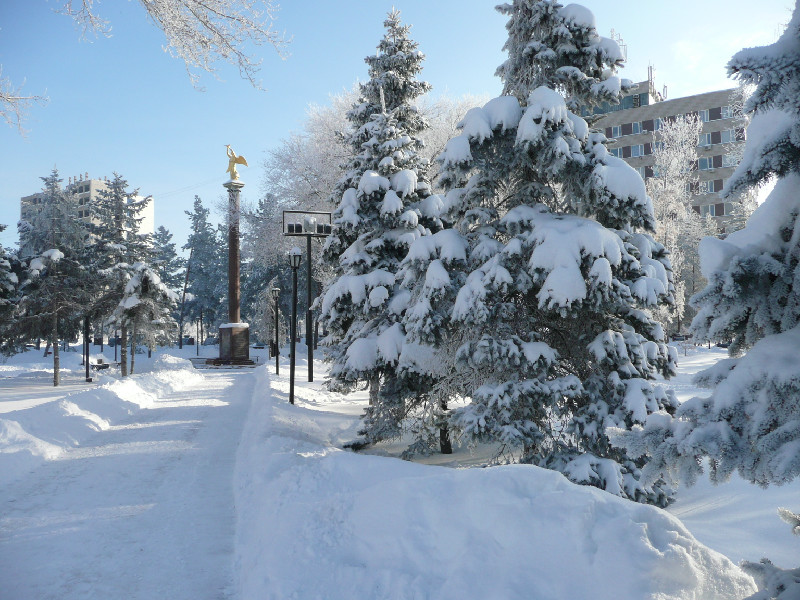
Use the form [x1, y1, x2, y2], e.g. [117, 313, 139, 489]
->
[0, 369, 254, 600]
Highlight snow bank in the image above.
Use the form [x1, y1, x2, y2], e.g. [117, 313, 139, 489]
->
[0, 355, 204, 487]
[234, 368, 756, 600]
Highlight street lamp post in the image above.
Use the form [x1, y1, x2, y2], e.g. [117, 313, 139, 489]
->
[288, 248, 302, 405]
[306, 233, 313, 382]
[282, 210, 332, 384]
[271, 287, 280, 375]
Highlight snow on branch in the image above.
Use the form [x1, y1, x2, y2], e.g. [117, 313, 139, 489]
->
[0, 66, 48, 134]
[58, 0, 288, 89]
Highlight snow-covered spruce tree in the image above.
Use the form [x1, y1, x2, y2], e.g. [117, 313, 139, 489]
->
[320, 106, 439, 410]
[320, 9, 440, 420]
[610, 4, 800, 587]
[403, 0, 676, 503]
[87, 173, 152, 376]
[151, 225, 186, 344]
[110, 263, 178, 373]
[0, 224, 23, 354]
[322, 9, 432, 267]
[152, 226, 185, 292]
[183, 196, 226, 342]
[16, 170, 91, 385]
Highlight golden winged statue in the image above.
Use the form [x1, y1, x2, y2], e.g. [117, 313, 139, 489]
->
[225, 145, 248, 180]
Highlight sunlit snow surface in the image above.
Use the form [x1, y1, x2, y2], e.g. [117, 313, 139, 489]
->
[0, 343, 796, 598]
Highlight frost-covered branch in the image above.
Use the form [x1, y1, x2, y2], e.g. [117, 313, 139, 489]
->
[60, 0, 288, 88]
[0, 67, 48, 134]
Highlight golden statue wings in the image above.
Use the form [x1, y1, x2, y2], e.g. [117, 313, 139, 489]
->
[225, 145, 248, 180]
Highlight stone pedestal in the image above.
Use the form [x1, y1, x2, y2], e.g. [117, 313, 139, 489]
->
[207, 323, 254, 366]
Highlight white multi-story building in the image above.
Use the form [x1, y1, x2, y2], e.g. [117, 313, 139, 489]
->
[19, 173, 154, 257]
[589, 79, 747, 231]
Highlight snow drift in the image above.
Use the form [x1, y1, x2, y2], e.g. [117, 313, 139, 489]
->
[235, 366, 756, 600]
[0, 355, 204, 486]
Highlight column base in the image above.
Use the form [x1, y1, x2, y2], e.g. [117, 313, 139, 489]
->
[207, 324, 254, 366]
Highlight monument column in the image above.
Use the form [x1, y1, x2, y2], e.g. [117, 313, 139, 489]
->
[209, 145, 254, 365]
[225, 179, 244, 324]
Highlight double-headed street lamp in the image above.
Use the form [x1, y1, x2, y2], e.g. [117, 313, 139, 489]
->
[271, 287, 280, 375]
[288, 248, 302, 405]
[282, 210, 332, 383]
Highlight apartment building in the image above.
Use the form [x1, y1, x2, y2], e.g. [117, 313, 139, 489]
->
[590, 79, 746, 229]
[19, 173, 155, 257]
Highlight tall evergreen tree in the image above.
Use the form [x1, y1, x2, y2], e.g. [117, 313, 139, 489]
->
[87, 173, 152, 376]
[400, 0, 677, 503]
[16, 170, 91, 385]
[319, 10, 441, 439]
[322, 9, 432, 265]
[183, 196, 226, 340]
[611, 5, 800, 593]
[151, 226, 185, 291]
[0, 225, 22, 355]
[110, 262, 178, 373]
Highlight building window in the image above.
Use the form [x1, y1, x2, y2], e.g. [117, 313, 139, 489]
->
[722, 154, 738, 168]
[631, 144, 645, 158]
[699, 157, 714, 171]
[609, 147, 621, 158]
[701, 204, 717, 217]
[654, 118, 664, 131]
[635, 166, 646, 178]
[698, 133, 712, 147]
[611, 125, 621, 138]
[698, 109, 710, 122]
[700, 179, 725, 194]
[631, 121, 642, 134]
[721, 105, 733, 119]
[720, 129, 738, 144]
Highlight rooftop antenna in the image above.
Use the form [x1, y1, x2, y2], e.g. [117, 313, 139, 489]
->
[610, 28, 627, 62]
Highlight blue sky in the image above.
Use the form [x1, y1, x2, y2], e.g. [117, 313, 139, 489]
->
[0, 0, 792, 250]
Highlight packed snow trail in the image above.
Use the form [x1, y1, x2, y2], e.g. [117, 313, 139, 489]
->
[0, 369, 254, 600]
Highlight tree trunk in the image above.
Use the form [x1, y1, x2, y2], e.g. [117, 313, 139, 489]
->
[368, 376, 379, 406]
[120, 324, 128, 377]
[439, 399, 452, 455]
[52, 312, 60, 387]
[130, 323, 136, 375]
[43, 340, 50, 357]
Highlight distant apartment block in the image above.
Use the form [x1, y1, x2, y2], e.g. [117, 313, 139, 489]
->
[19, 173, 154, 257]
[588, 79, 746, 230]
